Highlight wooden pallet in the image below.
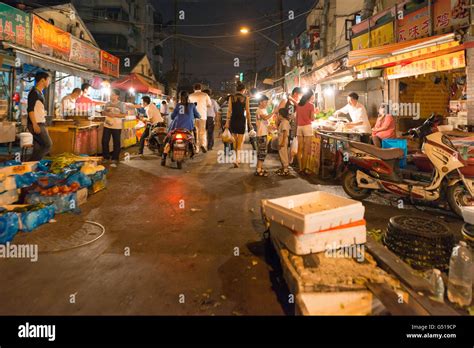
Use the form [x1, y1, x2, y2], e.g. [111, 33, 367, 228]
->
[270, 234, 389, 315]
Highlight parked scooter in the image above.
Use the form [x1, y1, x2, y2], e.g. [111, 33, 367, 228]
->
[163, 128, 194, 169]
[341, 114, 474, 217]
[147, 122, 168, 155]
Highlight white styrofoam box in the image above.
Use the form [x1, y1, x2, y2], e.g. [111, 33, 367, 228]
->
[0, 121, 16, 143]
[296, 291, 373, 316]
[0, 176, 17, 191]
[0, 162, 38, 176]
[270, 220, 366, 255]
[461, 206, 474, 225]
[0, 189, 20, 205]
[76, 188, 88, 206]
[262, 191, 365, 234]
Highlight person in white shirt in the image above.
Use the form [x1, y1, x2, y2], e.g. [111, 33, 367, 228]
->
[61, 88, 82, 117]
[102, 89, 128, 167]
[334, 92, 372, 142]
[203, 89, 220, 150]
[189, 83, 212, 153]
[138, 96, 163, 155]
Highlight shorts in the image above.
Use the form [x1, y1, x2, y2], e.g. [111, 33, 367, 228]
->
[257, 135, 267, 161]
[297, 124, 313, 137]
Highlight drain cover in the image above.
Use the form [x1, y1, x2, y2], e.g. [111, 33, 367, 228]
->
[12, 220, 105, 253]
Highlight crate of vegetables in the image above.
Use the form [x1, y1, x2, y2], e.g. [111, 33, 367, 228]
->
[0, 211, 19, 244]
[2, 204, 55, 232]
[26, 182, 81, 213]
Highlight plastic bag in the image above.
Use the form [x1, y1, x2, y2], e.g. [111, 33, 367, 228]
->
[222, 128, 234, 143]
[291, 137, 298, 156]
[289, 137, 298, 164]
[66, 172, 92, 188]
[248, 129, 257, 138]
[0, 212, 19, 244]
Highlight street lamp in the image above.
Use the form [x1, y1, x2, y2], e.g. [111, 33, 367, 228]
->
[239, 26, 279, 46]
[239, 26, 282, 87]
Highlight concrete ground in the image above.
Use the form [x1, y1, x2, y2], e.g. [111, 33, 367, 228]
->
[0, 140, 465, 315]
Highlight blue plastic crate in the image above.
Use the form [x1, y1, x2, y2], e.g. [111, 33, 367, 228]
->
[382, 139, 407, 168]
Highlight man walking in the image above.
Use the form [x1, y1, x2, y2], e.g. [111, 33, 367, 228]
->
[189, 83, 211, 153]
[138, 96, 163, 155]
[203, 89, 220, 151]
[27, 71, 52, 161]
[102, 89, 127, 167]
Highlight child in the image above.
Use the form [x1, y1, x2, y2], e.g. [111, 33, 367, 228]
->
[255, 95, 271, 176]
[276, 108, 291, 176]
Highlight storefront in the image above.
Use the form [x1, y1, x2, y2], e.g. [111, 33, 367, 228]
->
[0, 5, 122, 156]
[349, 33, 471, 132]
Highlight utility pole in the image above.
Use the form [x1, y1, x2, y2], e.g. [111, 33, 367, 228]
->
[173, 0, 178, 71]
[253, 38, 257, 87]
[278, 0, 285, 83]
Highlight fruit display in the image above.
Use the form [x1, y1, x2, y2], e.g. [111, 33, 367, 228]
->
[36, 182, 80, 196]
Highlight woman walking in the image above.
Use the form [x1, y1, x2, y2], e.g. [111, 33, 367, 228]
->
[296, 89, 317, 175]
[225, 82, 252, 167]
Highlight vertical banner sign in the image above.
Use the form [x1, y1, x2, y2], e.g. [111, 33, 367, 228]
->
[70, 36, 100, 70]
[0, 3, 31, 47]
[32, 15, 70, 60]
[100, 50, 119, 78]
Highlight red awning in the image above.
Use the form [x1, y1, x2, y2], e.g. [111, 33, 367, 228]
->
[111, 73, 161, 95]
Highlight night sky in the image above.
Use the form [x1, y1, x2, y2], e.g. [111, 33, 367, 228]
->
[153, 0, 316, 89]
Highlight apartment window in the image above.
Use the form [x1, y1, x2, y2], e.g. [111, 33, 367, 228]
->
[93, 7, 129, 21]
[93, 33, 128, 51]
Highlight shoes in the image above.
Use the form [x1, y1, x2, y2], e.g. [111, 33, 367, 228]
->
[110, 163, 117, 168]
[201, 146, 207, 153]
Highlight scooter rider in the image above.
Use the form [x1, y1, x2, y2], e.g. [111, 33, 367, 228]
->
[161, 90, 200, 166]
[137, 96, 163, 155]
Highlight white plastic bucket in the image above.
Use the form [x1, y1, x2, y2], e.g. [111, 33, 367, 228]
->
[19, 132, 33, 147]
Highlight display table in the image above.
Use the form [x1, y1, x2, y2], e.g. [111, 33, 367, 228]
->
[48, 124, 100, 156]
[314, 131, 370, 180]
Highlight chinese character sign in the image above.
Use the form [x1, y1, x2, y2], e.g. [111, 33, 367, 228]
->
[32, 15, 71, 60]
[0, 3, 31, 47]
[70, 36, 100, 71]
[386, 51, 465, 80]
[100, 50, 120, 78]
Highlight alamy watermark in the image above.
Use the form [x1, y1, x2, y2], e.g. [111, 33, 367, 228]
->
[217, 150, 257, 167]
[324, 242, 365, 262]
[0, 243, 38, 262]
[382, 101, 420, 120]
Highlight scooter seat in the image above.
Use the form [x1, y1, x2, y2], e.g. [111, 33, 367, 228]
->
[350, 142, 404, 160]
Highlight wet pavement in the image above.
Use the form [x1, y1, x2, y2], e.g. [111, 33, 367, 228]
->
[0, 140, 465, 315]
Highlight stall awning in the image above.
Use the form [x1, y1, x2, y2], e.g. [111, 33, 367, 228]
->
[3, 42, 96, 80]
[111, 73, 162, 95]
[348, 33, 461, 71]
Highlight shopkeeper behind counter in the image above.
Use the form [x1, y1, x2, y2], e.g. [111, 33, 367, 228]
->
[75, 83, 103, 115]
[334, 92, 372, 142]
[61, 88, 82, 117]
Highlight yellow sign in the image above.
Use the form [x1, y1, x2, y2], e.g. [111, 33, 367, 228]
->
[386, 50, 465, 80]
[351, 22, 394, 50]
[354, 40, 460, 72]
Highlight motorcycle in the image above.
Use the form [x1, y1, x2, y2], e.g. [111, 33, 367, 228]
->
[163, 128, 194, 169]
[147, 122, 168, 155]
[341, 114, 474, 217]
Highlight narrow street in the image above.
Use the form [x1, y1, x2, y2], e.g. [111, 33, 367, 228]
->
[0, 140, 465, 315]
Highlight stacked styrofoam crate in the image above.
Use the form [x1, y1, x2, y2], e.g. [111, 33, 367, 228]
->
[0, 162, 38, 205]
[262, 191, 366, 255]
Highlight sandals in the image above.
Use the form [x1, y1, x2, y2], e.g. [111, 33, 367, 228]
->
[255, 169, 269, 177]
[276, 168, 290, 176]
